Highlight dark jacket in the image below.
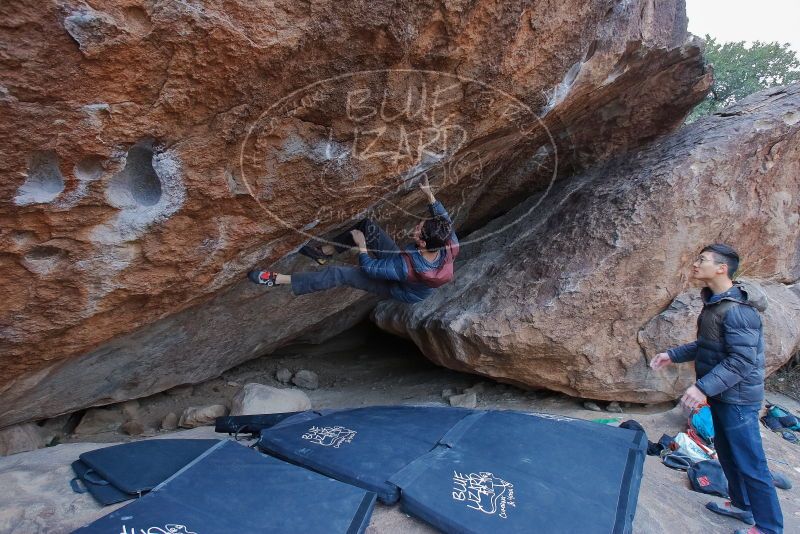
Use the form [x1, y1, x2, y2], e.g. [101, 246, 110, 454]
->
[667, 280, 768, 405]
[357, 200, 459, 303]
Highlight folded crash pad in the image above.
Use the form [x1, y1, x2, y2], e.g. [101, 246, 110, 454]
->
[71, 439, 220, 505]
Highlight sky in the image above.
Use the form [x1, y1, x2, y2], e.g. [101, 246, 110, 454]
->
[686, 0, 800, 53]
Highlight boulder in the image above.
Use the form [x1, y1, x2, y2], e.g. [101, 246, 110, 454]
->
[73, 408, 123, 436]
[0, 423, 46, 457]
[178, 405, 228, 429]
[372, 85, 800, 402]
[0, 0, 709, 428]
[229, 383, 311, 416]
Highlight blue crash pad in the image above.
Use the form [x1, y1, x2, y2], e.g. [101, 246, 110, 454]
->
[73, 440, 376, 533]
[256, 405, 474, 503]
[71, 439, 220, 505]
[389, 410, 647, 533]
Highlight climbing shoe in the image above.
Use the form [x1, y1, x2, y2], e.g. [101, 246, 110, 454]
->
[733, 528, 767, 534]
[706, 501, 755, 525]
[248, 270, 278, 287]
[299, 243, 333, 265]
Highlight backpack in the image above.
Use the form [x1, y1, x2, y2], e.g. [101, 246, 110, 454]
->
[689, 405, 715, 444]
[688, 460, 729, 498]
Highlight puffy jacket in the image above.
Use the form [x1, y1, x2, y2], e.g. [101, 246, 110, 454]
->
[667, 280, 768, 405]
[357, 200, 459, 303]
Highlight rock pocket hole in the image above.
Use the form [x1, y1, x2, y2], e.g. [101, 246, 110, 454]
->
[74, 155, 105, 181]
[15, 150, 65, 205]
[107, 142, 163, 208]
[25, 245, 66, 261]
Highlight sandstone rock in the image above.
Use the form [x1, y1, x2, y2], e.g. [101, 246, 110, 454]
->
[120, 420, 144, 436]
[448, 392, 477, 409]
[583, 401, 603, 413]
[161, 412, 178, 431]
[120, 400, 140, 420]
[275, 368, 293, 384]
[0, 423, 46, 456]
[165, 385, 194, 397]
[229, 383, 311, 416]
[606, 402, 623, 413]
[73, 408, 123, 435]
[291, 370, 319, 390]
[178, 405, 228, 429]
[0, 0, 709, 428]
[464, 382, 488, 395]
[441, 388, 457, 399]
[373, 85, 800, 402]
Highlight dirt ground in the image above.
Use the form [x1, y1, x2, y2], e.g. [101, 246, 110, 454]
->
[6, 321, 800, 533]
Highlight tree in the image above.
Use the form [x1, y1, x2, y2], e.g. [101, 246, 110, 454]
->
[687, 35, 800, 122]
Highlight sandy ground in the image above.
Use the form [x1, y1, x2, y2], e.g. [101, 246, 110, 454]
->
[4, 322, 800, 533]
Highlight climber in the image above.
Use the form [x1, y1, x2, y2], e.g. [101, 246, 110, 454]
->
[247, 176, 459, 303]
[650, 244, 783, 534]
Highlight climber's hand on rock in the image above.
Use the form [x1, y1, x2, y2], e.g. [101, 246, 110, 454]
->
[680, 384, 706, 411]
[650, 352, 672, 370]
[350, 229, 367, 251]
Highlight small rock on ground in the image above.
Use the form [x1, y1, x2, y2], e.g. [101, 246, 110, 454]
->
[292, 369, 319, 390]
[275, 368, 292, 384]
[583, 401, 603, 412]
[178, 405, 227, 428]
[449, 392, 477, 408]
[161, 412, 178, 430]
[120, 421, 144, 436]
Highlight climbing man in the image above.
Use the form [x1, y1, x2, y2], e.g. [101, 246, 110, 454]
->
[650, 244, 783, 534]
[247, 176, 459, 303]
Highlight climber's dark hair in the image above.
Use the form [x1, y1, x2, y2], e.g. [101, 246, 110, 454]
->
[421, 216, 452, 251]
[701, 243, 740, 279]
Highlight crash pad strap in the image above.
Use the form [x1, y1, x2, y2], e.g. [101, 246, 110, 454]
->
[614, 430, 648, 533]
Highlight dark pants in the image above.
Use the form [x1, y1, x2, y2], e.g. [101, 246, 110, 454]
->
[291, 219, 401, 298]
[709, 399, 783, 534]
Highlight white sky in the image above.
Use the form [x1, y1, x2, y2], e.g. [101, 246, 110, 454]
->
[686, 0, 800, 53]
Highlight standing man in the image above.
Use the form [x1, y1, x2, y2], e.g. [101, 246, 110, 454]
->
[650, 244, 782, 534]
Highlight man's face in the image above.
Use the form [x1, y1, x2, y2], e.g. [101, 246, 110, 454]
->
[691, 251, 726, 281]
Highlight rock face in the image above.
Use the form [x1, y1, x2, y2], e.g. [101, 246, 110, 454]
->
[0, 0, 710, 427]
[372, 85, 800, 402]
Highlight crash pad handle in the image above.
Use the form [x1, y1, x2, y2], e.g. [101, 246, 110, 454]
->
[70, 477, 88, 493]
[81, 468, 110, 486]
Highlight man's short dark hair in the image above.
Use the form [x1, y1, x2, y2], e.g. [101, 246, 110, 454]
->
[421, 216, 452, 251]
[701, 243, 740, 279]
